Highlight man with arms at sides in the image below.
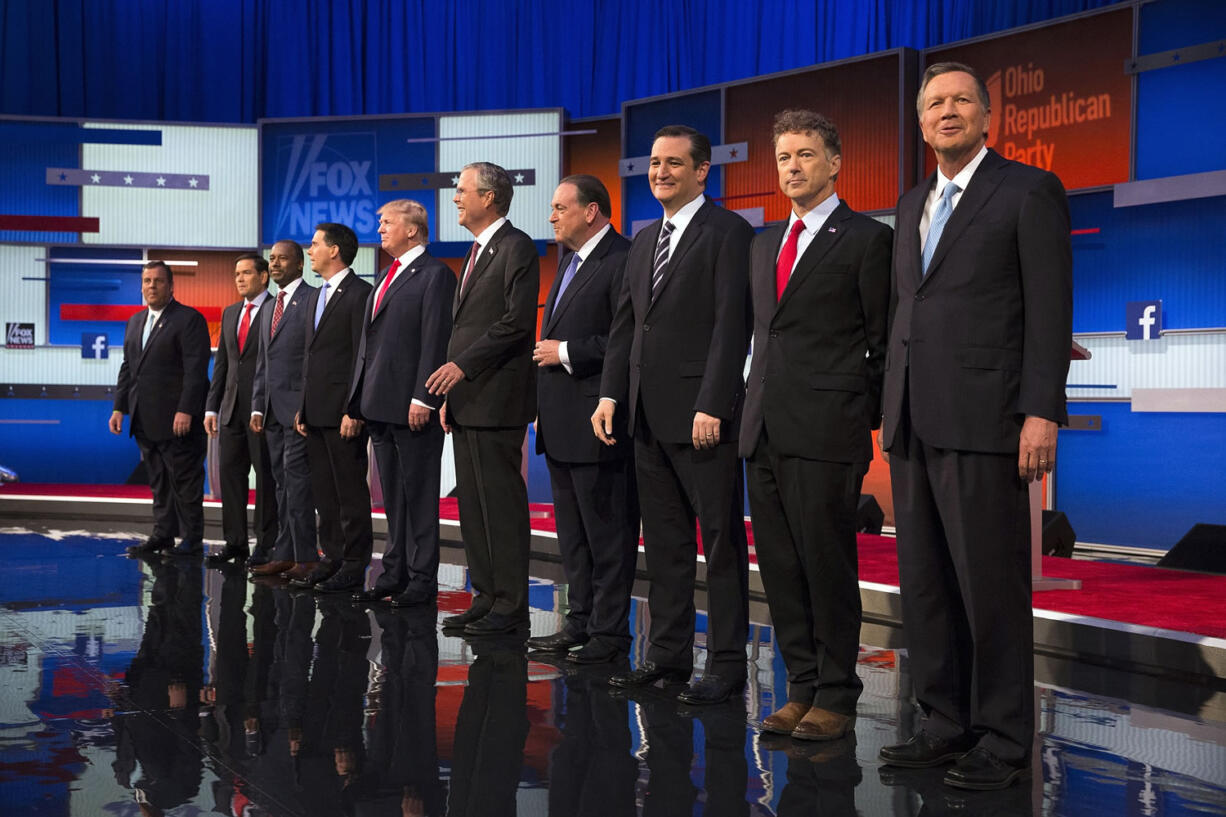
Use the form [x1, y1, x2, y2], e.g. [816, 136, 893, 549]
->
[878, 62, 1072, 790]
[348, 199, 455, 606]
[249, 241, 318, 580]
[110, 260, 211, 557]
[527, 175, 639, 664]
[204, 253, 279, 566]
[425, 161, 539, 637]
[742, 110, 891, 739]
[295, 222, 374, 594]
[591, 125, 753, 704]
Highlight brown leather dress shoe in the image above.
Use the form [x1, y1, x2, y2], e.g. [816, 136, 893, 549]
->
[761, 701, 811, 735]
[792, 707, 853, 741]
[249, 560, 294, 577]
[282, 562, 320, 583]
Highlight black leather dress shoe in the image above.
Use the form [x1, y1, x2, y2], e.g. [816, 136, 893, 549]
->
[463, 611, 527, 636]
[389, 587, 436, 608]
[126, 537, 172, 556]
[608, 661, 690, 689]
[676, 673, 745, 705]
[879, 730, 977, 768]
[352, 586, 401, 603]
[526, 630, 588, 652]
[943, 747, 1029, 790]
[442, 607, 490, 629]
[170, 539, 203, 556]
[206, 544, 249, 566]
[566, 641, 626, 665]
[315, 569, 365, 593]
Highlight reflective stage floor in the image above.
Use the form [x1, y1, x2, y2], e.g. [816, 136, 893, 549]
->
[2, 527, 1225, 816]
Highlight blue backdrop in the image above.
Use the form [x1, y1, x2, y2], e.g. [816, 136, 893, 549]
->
[0, 0, 1121, 123]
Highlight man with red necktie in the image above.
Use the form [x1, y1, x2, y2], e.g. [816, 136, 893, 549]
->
[205, 253, 279, 566]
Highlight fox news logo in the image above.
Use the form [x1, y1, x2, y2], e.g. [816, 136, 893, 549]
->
[5, 322, 34, 348]
[1125, 300, 1162, 341]
[271, 133, 378, 240]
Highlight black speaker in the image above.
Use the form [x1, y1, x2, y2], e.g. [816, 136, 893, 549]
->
[857, 494, 884, 535]
[1157, 524, 1226, 575]
[1041, 510, 1076, 558]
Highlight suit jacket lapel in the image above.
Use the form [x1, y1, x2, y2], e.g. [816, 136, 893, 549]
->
[455, 224, 507, 312]
[313, 276, 350, 337]
[650, 202, 708, 307]
[548, 252, 601, 332]
[777, 204, 851, 312]
[921, 150, 1007, 286]
[137, 301, 175, 369]
[373, 258, 419, 321]
[752, 224, 784, 327]
[271, 287, 307, 344]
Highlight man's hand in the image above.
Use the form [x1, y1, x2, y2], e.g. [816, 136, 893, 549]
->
[425, 361, 465, 396]
[408, 404, 431, 431]
[294, 412, 307, 437]
[204, 415, 219, 437]
[591, 399, 617, 446]
[1018, 415, 1057, 482]
[250, 414, 264, 433]
[172, 411, 192, 436]
[439, 402, 451, 434]
[340, 414, 363, 440]
[877, 429, 889, 464]
[108, 411, 124, 435]
[533, 339, 561, 367]
[692, 411, 721, 450]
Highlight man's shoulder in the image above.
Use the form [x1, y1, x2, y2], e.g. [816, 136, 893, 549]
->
[841, 206, 893, 239]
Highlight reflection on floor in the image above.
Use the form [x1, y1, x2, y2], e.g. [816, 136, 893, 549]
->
[1, 527, 1225, 817]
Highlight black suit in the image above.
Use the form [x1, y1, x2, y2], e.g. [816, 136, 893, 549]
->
[114, 299, 211, 545]
[206, 296, 278, 554]
[881, 149, 1072, 762]
[600, 198, 753, 678]
[300, 269, 374, 570]
[446, 220, 539, 619]
[349, 250, 455, 596]
[536, 229, 639, 650]
[741, 201, 891, 715]
[251, 280, 317, 564]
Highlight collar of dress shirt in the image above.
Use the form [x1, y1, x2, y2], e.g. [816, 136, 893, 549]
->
[787, 191, 840, 236]
[572, 223, 613, 265]
[277, 277, 305, 299]
[662, 194, 706, 243]
[471, 217, 508, 253]
[934, 144, 989, 203]
[245, 289, 270, 309]
[395, 245, 427, 269]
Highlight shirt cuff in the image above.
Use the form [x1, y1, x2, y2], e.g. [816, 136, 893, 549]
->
[250, 411, 263, 417]
[411, 399, 436, 411]
[204, 411, 218, 418]
[558, 341, 573, 375]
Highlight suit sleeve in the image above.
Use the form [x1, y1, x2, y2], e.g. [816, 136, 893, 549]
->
[112, 317, 137, 414]
[178, 309, 212, 416]
[206, 312, 230, 414]
[599, 251, 636, 404]
[346, 296, 373, 419]
[251, 316, 268, 416]
[415, 266, 458, 407]
[343, 286, 369, 416]
[452, 236, 539, 380]
[565, 252, 628, 380]
[858, 222, 893, 428]
[695, 215, 753, 419]
[1016, 172, 1073, 425]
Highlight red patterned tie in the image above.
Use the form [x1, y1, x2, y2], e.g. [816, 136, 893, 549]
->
[238, 302, 254, 352]
[776, 219, 806, 303]
[269, 290, 286, 336]
[460, 241, 480, 294]
[373, 259, 401, 314]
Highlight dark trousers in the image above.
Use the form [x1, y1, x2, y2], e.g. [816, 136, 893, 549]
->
[633, 413, 749, 678]
[546, 453, 639, 649]
[304, 425, 372, 568]
[217, 417, 278, 552]
[746, 433, 865, 714]
[369, 419, 445, 594]
[889, 430, 1034, 763]
[263, 417, 316, 563]
[134, 421, 206, 544]
[451, 423, 530, 617]
[448, 646, 528, 817]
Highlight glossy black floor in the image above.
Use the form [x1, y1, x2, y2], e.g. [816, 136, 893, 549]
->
[1, 527, 1225, 817]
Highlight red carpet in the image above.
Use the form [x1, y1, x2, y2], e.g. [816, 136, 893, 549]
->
[6, 484, 1225, 640]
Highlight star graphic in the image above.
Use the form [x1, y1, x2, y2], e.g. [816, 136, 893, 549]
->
[59, 172, 67, 181]
[625, 162, 634, 173]
[123, 175, 134, 185]
[451, 176, 459, 185]
[514, 173, 524, 184]
[729, 148, 738, 158]
[188, 177, 199, 188]
[90, 173, 101, 184]
[156, 176, 166, 186]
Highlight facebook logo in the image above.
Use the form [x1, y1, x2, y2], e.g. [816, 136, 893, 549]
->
[81, 333, 109, 359]
[1125, 301, 1163, 341]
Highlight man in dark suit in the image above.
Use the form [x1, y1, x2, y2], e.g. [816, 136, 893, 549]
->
[526, 175, 639, 664]
[249, 241, 318, 579]
[204, 253, 279, 566]
[425, 161, 538, 637]
[742, 110, 891, 739]
[110, 260, 211, 556]
[592, 126, 753, 704]
[878, 62, 1072, 790]
[348, 199, 455, 606]
[296, 222, 374, 594]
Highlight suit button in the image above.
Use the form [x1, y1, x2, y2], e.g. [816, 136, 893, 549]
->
[769, 331, 779, 338]
[760, 376, 766, 383]
[915, 294, 925, 301]
[902, 338, 909, 346]
[643, 323, 651, 332]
